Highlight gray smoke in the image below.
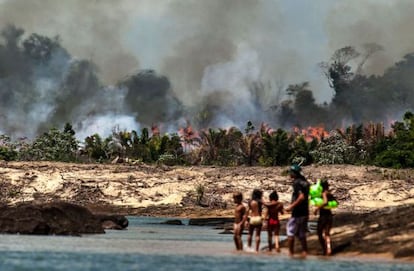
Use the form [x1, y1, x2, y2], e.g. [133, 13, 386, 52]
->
[1, 0, 414, 139]
[0, 0, 139, 84]
[325, 0, 414, 76]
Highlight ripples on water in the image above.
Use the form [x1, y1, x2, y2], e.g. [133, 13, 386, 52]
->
[0, 217, 412, 271]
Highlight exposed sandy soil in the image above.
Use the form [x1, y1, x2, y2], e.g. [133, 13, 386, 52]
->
[0, 161, 413, 262]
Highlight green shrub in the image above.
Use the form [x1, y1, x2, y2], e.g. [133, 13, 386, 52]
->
[310, 131, 358, 164]
[157, 154, 179, 166]
[372, 112, 414, 168]
[20, 124, 79, 161]
[0, 135, 17, 161]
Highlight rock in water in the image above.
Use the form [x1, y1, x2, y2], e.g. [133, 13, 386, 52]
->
[160, 219, 183, 225]
[95, 214, 129, 230]
[0, 201, 121, 235]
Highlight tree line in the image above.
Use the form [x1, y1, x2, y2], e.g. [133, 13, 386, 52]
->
[1, 112, 414, 168]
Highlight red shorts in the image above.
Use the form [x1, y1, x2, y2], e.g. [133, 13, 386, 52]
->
[268, 217, 279, 226]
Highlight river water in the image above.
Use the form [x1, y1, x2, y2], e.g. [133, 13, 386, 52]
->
[0, 217, 412, 271]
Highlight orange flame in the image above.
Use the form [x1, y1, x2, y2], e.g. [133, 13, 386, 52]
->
[260, 123, 274, 135]
[178, 122, 200, 150]
[151, 124, 160, 136]
[292, 125, 329, 142]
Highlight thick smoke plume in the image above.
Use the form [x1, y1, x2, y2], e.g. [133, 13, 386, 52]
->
[1, 0, 414, 140]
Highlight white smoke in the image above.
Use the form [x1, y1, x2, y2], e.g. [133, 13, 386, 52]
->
[73, 85, 142, 140]
[76, 114, 140, 141]
[200, 43, 263, 128]
[201, 43, 261, 97]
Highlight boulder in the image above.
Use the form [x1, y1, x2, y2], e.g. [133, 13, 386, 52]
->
[160, 219, 184, 225]
[0, 201, 127, 235]
[188, 217, 234, 227]
[95, 214, 129, 230]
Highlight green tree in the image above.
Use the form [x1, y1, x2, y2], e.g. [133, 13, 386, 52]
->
[290, 135, 317, 166]
[373, 112, 414, 168]
[260, 128, 292, 166]
[197, 127, 244, 166]
[156, 133, 184, 165]
[22, 123, 79, 161]
[319, 46, 359, 123]
[128, 129, 152, 162]
[83, 134, 108, 161]
[0, 135, 17, 161]
[240, 123, 263, 166]
[217, 127, 243, 166]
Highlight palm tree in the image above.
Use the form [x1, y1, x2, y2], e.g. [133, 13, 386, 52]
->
[240, 132, 263, 166]
[198, 128, 226, 165]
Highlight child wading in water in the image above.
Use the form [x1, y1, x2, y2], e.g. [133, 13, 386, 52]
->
[263, 191, 284, 252]
[233, 192, 246, 251]
[313, 180, 334, 255]
[246, 189, 263, 252]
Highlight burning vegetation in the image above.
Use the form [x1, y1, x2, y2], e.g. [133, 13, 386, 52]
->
[1, 25, 414, 168]
[1, 112, 414, 169]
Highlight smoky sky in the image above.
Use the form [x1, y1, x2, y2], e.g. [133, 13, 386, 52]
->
[1, 0, 414, 140]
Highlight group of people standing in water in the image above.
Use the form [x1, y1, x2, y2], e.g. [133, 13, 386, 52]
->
[233, 164, 335, 257]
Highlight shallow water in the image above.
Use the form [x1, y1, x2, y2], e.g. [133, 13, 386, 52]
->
[0, 217, 412, 271]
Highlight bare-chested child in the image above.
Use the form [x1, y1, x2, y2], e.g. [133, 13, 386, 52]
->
[263, 190, 284, 252]
[246, 189, 263, 252]
[233, 192, 246, 251]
